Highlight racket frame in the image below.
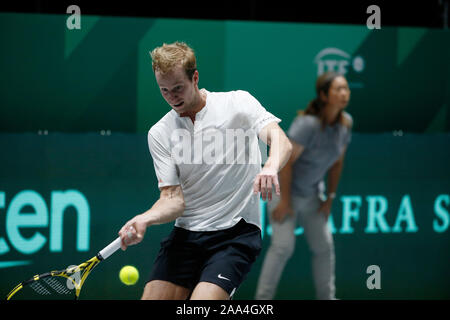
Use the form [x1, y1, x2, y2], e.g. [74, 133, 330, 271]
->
[6, 237, 121, 300]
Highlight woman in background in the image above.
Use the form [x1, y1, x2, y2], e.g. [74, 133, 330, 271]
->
[255, 71, 353, 300]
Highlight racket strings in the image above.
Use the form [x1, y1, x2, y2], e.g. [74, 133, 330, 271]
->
[44, 277, 73, 295]
[8, 256, 100, 300]
[30, 281, 51, 296]
[27, 275, 75, 298]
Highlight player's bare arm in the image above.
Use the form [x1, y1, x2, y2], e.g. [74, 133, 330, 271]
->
[119, 185, 185, 250]
[254, 122, 293, 201]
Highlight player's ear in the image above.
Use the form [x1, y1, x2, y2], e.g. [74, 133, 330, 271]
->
[192, 69, 199, 85]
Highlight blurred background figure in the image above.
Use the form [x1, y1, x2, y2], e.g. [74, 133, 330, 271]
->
[255, 72, 352, 300]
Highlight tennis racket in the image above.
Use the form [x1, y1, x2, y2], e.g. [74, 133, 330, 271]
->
[6, 237, 122, 300]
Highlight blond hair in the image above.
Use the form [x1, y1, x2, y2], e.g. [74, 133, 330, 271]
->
[150, 42, 197, 79]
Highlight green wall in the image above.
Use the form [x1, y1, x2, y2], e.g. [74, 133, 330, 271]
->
[1, 13, 449, 133]
[0, 13, 449, 300]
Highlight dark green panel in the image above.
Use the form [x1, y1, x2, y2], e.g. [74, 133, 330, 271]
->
[349, 28, 449, 132]
[0, 133, 449, 299]
[0, 13, 154, 133]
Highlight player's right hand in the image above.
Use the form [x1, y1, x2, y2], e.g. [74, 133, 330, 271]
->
[271, 201, 294, 222]
[118, 214, 148, 250]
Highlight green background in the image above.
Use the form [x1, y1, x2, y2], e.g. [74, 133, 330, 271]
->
[1, 13, 449, 133]
[0, 13, 449, 299]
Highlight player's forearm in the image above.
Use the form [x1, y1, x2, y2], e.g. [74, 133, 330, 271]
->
[142, 196, 185, 226]
[264, 129, 292, 173]
[118, 187, 185, 250]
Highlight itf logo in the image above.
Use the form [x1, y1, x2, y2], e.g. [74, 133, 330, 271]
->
[314, 48, 365, 76]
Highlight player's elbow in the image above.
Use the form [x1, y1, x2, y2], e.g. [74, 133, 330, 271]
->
[174, 197, 185, 217]
[160, 185, 185, 217]
[179, 198, 186, 213]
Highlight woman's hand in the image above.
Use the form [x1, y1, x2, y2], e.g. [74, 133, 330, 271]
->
[318, 199, 333, 221]
[272, 200, 294, 222]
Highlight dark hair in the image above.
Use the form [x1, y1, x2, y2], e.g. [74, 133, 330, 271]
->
[300, 71, 344, 128]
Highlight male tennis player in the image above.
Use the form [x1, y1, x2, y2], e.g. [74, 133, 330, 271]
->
[118, 42, 292, 300]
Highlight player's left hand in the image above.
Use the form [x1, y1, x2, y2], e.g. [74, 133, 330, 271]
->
[253, 166, 280, 201]
[318, 199, 333, 221]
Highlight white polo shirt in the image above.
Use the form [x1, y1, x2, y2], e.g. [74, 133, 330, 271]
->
[147, 89, 280, 231]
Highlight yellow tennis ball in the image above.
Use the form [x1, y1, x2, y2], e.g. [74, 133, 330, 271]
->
[119, 265, 139, 285]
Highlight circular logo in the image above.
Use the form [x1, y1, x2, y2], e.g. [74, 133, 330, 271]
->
[352, 56, 365, 72]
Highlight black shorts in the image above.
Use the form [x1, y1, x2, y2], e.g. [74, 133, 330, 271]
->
[147, 219, 262, 297]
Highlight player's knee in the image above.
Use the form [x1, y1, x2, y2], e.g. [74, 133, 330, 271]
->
[190, 282, 230, 300]
[141, 281, 160, 300]
[310, 239, 334, 257]
[141, 280, 190, 300]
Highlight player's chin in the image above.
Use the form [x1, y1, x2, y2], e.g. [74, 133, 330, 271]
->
[172, 107, 186, 115]
[171, 101, 185, 110]
[172, 109, 186, 116]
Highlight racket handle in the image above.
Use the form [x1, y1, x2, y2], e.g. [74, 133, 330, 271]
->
[98, 237, 122, 260]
